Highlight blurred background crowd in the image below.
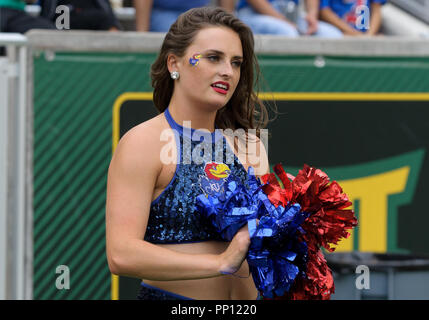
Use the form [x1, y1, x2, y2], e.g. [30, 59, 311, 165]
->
[1, 0, 428, 37]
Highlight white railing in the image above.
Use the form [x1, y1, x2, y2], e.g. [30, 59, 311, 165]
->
[0, 33, 31, 300]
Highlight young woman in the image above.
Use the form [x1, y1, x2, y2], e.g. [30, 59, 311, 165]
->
[106, 7, 271, 300]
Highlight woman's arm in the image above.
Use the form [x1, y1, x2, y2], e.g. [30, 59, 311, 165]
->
[367, 3, 382, 36]
[252, 134, 270, 178]
[106, 124, 250, 281]
[233, 131, 270, 178]
[304, 0, 320, 35]
[246, 0, 296, 25]
[319, 6, 361, 35]
[218, 0, 235, 13]
[134, 0, 153, 32]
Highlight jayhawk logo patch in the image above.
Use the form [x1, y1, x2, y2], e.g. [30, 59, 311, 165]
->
[199, 162, 231, 197]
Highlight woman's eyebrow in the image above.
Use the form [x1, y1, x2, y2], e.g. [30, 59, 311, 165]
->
[203, 49, 243, 60]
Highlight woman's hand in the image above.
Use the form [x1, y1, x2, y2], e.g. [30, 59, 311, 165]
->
[305, 13, 319, 35]
[218, 224, 251, 275]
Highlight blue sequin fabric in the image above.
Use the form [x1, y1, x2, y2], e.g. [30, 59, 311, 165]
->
[137, 282, 194, 300]
[144, 107, 249, 244]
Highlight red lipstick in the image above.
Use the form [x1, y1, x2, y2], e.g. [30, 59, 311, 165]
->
[211, 81, 229, 95]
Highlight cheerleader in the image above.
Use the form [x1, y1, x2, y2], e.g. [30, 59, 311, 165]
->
[106, 7, 271, 300]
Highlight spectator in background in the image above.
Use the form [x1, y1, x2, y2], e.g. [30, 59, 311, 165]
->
[319, 0, 386, 36]
[0, 0, 55, 32]
[236, 0, 343, 37]
[40, 0, 122, 31]
[134, 0, 235, 32]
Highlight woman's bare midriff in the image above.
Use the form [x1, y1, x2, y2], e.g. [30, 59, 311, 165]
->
[142, 241, 258, 300]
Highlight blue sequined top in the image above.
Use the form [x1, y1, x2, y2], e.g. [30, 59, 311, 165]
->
[144, 107, 249, 244]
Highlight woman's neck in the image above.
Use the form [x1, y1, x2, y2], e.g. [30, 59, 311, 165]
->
[167, 100, 218, 134]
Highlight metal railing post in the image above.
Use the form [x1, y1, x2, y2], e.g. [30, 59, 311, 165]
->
[0, 33, 30, 300]
[0, 53, 9, 302]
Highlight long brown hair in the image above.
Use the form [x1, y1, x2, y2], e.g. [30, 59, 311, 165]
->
[150, 7, 273, 137]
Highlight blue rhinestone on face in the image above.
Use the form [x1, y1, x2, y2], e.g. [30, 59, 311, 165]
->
[144, 134, 249, 244]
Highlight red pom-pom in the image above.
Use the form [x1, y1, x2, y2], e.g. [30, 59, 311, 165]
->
[284, 243, 335, 300]
[262, 163, 358, 300]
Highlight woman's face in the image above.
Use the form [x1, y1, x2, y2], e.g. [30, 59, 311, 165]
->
[169, 26, 243, 111]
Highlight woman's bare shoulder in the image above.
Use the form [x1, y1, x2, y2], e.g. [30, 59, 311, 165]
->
[111, 114, 166, 171]
[117, 114, 165, 150]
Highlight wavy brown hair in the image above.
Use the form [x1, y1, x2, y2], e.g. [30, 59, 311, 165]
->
[150, 7, 273, 138]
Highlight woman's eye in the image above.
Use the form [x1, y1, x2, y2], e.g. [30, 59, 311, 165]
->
[207, 55, 219, 61]
[232, 61, 242, 67]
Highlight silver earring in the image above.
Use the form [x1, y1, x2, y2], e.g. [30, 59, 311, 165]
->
[170, 71, 180, 80]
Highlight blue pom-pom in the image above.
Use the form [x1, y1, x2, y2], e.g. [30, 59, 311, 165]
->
[196, 166, 309, 298]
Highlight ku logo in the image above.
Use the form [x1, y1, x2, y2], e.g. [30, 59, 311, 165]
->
[199, 162, 231, 197]
[189, 54, 203, 66]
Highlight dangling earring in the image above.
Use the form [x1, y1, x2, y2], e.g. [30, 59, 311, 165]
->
[170, 71, 180, 80]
